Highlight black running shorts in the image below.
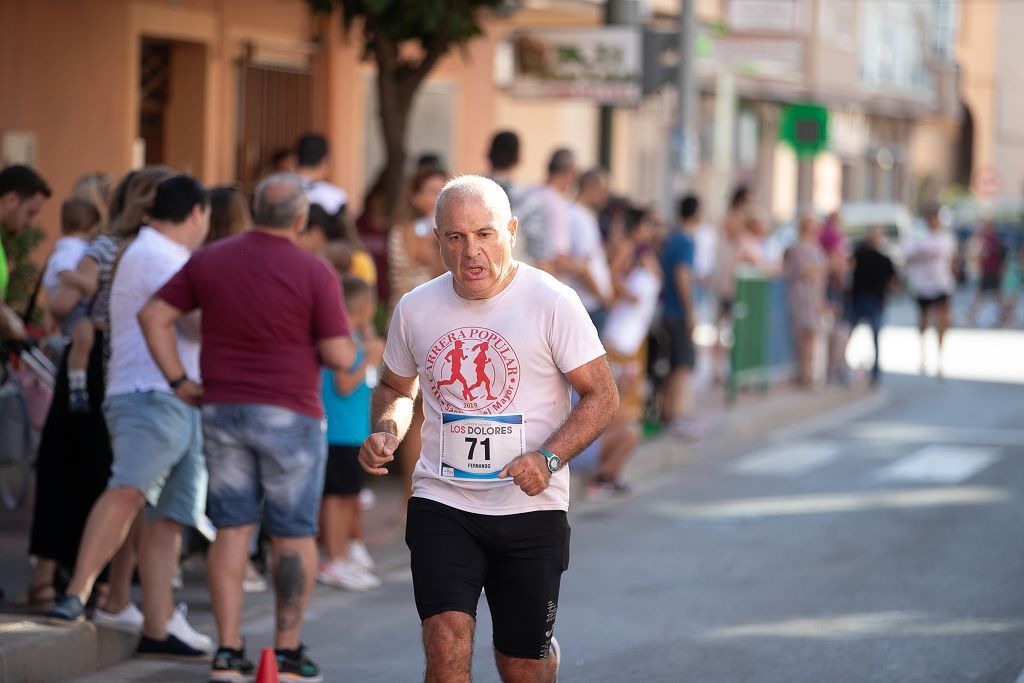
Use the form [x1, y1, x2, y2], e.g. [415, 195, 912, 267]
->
[916, 293, 950, 313]
[323, 445, 363, 496]
[405, 496, 570, 660]
[664, 315, 696, 370]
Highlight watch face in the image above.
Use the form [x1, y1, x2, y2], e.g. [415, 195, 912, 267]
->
[547, 455, 561, 473]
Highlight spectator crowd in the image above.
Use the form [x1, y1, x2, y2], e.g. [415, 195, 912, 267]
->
[0, 127, 1014, 679]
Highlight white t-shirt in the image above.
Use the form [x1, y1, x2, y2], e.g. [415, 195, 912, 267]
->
[107, 227, 200, 397]
[304, 179, 348, 216]
[602, 265, 661, 356]
[565, 203, 612, 312]
[905, 230, 956, 298]
[693, 222, 718, 281]
[43, 236, 89, 294]
[384, 264, 606, 515]
[537, 185, 573, 258]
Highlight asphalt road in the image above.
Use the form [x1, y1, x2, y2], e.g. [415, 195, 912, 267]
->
[70, 289, 1024, 682]
[74, 362, 1024, 682]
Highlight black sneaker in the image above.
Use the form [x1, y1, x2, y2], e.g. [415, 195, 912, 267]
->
[69, 388, 90, 414]
[209, 645, 255, 682]
[136, 633, 210, 661]
[275, 644, 323, 682]
[47, 594, 86, 625]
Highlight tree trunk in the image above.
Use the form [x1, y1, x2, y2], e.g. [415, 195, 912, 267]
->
[376, 66, 421, 221]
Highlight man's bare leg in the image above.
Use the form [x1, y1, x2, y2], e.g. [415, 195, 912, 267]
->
[65, 486, 145, 603]
[138, 517, 182, 640]
[423, 611, 474, 683]
[494, 647, 557, 683]
[208, 524, 254, 649]
[99, 513, 140, 613]
[271, 536, 318, 651]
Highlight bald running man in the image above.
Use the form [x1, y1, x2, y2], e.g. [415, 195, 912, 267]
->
[360, 175, 619, 683]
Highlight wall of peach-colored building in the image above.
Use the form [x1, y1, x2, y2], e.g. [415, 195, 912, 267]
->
[0, 0, 133, 240]
[0, 0, 319, 250]
[994, 3, 1024, 198]
[957, 0, 996, 183]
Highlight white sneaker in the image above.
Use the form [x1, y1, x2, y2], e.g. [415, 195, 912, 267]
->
[359, 488, 377, 511]
[348, 539, 376, 572]
[92, 602, 143, 631]
[549, 635, 560, 679]
[317, 558, 381, 592]
[167, 603, 214, 653]
[242, 561, 268, 593]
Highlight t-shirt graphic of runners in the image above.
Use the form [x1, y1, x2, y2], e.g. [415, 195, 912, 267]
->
[436, 340, 473, 400]
[467, 341, 498, 401]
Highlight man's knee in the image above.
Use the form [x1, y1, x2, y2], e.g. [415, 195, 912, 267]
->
[494, 649, 555, 683]
[423, 611, 474, 660]
[106, 485, 146, 511]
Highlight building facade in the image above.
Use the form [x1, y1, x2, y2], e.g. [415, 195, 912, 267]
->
[957, 0, 1024, 202]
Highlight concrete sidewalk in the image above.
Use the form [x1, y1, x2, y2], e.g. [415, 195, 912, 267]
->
[0, 381, 884, 682]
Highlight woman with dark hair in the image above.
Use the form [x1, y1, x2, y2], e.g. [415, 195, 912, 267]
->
[205, 186, 251, 245]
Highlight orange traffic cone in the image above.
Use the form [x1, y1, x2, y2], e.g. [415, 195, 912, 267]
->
[255, 647, 279, 683]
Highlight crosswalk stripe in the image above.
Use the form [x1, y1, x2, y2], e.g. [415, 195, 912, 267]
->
[849, 422, 1024, 448]
[732, 441, 841, 476]
[877, 446, 1001, 484]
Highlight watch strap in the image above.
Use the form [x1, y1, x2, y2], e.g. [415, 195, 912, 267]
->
[168, 374, 189, 390]
[537, 448, 560, 471]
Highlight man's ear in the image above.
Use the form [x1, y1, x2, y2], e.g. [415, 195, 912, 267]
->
[0, 192, 19, 216]
[508, 216, 519, 245]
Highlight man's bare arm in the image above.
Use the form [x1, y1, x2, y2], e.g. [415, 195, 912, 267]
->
[543, 355, 619, 463]
[371, 365, 419, 440]
[359, 365, 419, 475]
[498, 355, 619, 495]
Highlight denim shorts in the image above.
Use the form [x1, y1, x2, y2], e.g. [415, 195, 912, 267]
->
[202, 403, 327, 538]
[105, 390, 207, 527]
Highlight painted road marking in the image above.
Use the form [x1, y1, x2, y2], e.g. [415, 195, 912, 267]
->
[652, 486, 1010, 520]
[732, 441, 841, 476]
[849, 422, 1024, 448]
[877, 445, 1001, 484]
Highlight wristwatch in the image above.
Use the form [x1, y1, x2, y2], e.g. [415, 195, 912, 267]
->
[537, 448, 561, 474]
[168, 374, 189, 390]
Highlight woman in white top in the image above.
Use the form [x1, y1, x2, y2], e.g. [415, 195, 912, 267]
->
[905, 206, 957, 376]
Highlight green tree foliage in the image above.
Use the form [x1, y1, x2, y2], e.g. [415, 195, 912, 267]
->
[309, 0, 505, 215]
[1, 224, 43, 315]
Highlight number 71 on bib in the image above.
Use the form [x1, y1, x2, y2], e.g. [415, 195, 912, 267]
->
[439, 413, 526, 480]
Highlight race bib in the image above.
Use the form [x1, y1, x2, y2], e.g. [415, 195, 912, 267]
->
[439, 413, 525, 480]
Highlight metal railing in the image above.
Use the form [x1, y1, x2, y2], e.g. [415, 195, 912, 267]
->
[728, 271, 794, 404]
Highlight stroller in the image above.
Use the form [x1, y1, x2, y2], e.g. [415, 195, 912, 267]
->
[0, 341, 56, 509]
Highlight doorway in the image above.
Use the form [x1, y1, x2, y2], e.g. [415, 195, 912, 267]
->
[138, 37, 208, 174]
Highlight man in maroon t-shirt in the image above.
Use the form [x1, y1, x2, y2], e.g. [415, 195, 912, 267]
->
[139, 173, 355, 681]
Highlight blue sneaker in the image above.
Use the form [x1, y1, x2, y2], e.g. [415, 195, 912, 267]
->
[47, 594, 86, 625]
[209, 645, 255, 682]
[136, 633, 210, 661]
[275, 644, 322, 682]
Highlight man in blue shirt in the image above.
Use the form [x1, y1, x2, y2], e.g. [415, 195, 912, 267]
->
[660, 195, 699, 438]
